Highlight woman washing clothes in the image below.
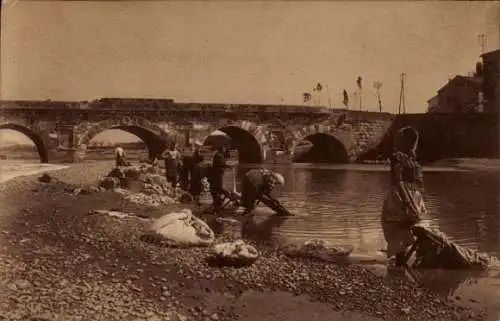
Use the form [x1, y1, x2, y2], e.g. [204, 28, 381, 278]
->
[381, 126, 427, 267]
[239, 168, 285, 216]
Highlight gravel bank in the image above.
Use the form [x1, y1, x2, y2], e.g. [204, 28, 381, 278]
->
[430, 158, 500, 172]
[0, 162, 488, 321]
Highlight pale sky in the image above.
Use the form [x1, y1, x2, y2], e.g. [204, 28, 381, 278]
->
[1, 1, 499, 143]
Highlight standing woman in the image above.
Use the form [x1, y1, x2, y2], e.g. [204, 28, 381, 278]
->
[208, 144, 231, 213]
[115, 146, 127, 167]
[161, 142, 181, 188]
[180, 143, 195, 190]
[381, 126, 427, 267]
[188, 148, 205, 207]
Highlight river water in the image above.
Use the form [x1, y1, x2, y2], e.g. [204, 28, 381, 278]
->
[1, 160, 500, 317]
[0, 160, 68, 183]
[232, 163, 500, 318]
[232, 164, 500, 257]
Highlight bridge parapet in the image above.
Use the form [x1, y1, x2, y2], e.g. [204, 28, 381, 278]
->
[0, 99, 396, 164]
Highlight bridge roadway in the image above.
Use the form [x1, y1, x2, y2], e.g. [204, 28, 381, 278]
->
[5, 99, 460, 164]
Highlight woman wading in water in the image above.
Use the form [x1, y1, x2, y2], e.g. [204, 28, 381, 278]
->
[382, 126, 427, 267]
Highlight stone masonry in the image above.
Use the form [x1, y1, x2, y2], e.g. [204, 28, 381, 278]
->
[0, 99, 395, 163]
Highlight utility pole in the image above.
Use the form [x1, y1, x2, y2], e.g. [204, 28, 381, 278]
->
[398, 73, 406, 114]
[478, 34, 487, 55]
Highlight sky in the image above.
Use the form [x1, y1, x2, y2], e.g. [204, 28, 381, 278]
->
[1, 1, 499, 144]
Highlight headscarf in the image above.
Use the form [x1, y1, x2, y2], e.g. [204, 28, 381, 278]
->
[272, 172, 285, 186]
[115, 147, 124, 157]
[394, 126, 419, 156]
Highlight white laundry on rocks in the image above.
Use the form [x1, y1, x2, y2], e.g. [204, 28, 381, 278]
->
[282, 239, 353, 263]
[145, 209, 215, 247]
[212, 240, 259, 266]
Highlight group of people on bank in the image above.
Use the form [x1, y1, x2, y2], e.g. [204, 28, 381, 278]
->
[115, 125, 428, 267]
[115, 142, 286, 215]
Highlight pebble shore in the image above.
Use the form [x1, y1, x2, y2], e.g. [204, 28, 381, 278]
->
[0, 161, 488, 321]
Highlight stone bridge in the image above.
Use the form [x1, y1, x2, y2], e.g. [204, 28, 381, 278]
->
[0, 99, 394, 164]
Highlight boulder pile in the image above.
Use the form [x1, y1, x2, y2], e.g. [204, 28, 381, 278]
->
[98, 165, 184, 207]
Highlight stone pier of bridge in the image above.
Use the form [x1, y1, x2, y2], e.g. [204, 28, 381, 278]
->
[0, 99, 415, 164]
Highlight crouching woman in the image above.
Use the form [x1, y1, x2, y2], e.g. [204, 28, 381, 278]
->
[240, 168, 285, 215]
[382, 126, 427, 267]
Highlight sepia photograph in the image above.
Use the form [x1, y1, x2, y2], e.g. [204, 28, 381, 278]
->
[0, 1, 500, 321]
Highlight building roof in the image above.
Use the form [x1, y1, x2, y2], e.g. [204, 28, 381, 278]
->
[481, 49, 500, 59]
[437, 75, 482, 93]
[427, 95, 438, 103]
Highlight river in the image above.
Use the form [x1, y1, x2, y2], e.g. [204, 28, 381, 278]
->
[232, 163, 500, 319]
[1, 160, 500, 318]
[0, 160, 69, 183]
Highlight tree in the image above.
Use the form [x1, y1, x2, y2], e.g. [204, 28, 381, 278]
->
[303, 92, 312, 103]
[312, 82, 323, 105]
[342, 90, 349, 108]
[373, 81, 383, 112]
[356, 77, 363, 110]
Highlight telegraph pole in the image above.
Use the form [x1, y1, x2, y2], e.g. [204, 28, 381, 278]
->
[398, 73, 406, 114]
[478, 34, 486, 55]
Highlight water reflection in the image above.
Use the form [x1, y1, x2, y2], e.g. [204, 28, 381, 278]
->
[230, 164, 500, 258]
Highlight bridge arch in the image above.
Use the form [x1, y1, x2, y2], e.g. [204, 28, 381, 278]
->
[292, 131, 349, 164]
[203, 123, 266, 163]
[0, 123, 49, 163]
[77, 118, 176, 160]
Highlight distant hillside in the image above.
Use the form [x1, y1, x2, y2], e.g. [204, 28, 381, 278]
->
[0, 141, 31, 148]
[88, 141, 146, 149]
[0, 144, 37, 152]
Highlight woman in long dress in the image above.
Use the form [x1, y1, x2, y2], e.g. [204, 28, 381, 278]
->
[188, 149, 205, 207]
[381, 126, 427, 267]
[161, 142, 181, 188]
[240, 168, 285, 215]
[115, 147, 127, 167]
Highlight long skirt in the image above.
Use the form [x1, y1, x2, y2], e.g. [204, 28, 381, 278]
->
[381, 186, 426, 258]
[240, 178, 260, 212]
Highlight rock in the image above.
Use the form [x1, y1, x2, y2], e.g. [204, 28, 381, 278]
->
[143, 174, 168, 186]
[165, 312, 188, 321]
[210, 240, 259, 267]
[143, 209, 215, 247]
[107, 167, 125, 179]
[114, 188, 177, 207]
[142, 184, 164, 196]
[179, 192, 194, 204]
[145, 166, 159, 174]
[282, 239, 353, 263]
[124, 167, 142, 180]
[215, 218, 242, 239]
[38, 173, 52, 183]
[73, 186, 101, 195]
[100, 177, 120, 190]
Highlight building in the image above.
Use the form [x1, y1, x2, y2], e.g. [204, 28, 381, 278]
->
[480, 49, 500, 113]
[428, 75, 483, 113]
[427, 95, 439, 113]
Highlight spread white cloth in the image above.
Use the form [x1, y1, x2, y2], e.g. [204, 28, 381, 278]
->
[147, 209, 214, 247]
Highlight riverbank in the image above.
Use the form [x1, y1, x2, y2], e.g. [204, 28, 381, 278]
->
[429, 158, 500, 172]
[0, 162, 490, 321]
